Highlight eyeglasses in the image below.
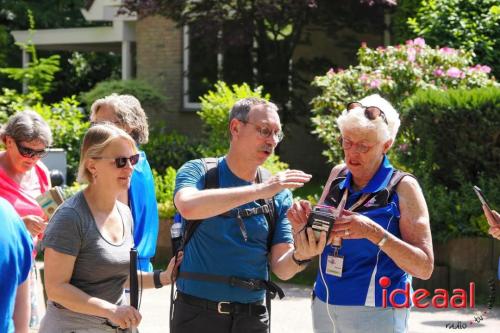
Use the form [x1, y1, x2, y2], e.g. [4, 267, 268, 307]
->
[92, 153, 140, 168]
[15, 141, 49, 158]
[346, 102, 388, 125]
[90, 120, 122, 127]
[241, 121, 284, 143]
[339, 137, 375, 154]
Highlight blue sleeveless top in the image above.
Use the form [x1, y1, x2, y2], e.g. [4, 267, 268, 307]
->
[314, 156, 412, 307]
[129, 150, 159, 272]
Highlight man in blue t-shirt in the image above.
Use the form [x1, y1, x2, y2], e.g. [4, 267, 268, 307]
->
[0, 198, 33, 333]
[172, 97, 325, 333]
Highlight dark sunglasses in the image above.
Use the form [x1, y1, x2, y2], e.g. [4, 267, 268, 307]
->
[15, 141, 49, 158]
[93, 153, 140, 168]
[346, 102, 388, 125]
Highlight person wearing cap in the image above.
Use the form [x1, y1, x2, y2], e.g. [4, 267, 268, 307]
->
[287, 94, 434, 333]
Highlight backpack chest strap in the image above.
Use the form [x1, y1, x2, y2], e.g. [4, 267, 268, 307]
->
[219, 204, 272, 242]
[220, 204, 271, 219]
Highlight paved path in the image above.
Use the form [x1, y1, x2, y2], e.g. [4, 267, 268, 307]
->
[137, 283, 500, 333]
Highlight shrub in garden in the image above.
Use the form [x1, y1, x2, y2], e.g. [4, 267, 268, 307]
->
[153, 167, 177, 219]
[31, 96, 89, 183]
[401, 87, 500, 240]
[0, 88, 88, 184]
[311, 37, 497, 164]
[80, 79, 166, 110]
[198, 81, 288, 173]
[143, 130, 200, 171]
[0, 33, 89, 184]
[408, 0, 500, 78]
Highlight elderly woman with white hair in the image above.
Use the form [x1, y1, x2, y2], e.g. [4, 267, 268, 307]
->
[287, 94, 434, 333]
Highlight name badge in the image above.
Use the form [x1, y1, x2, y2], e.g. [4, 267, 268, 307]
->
[326, 254, 344, 277]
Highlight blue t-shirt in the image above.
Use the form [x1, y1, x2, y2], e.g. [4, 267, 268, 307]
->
[129, 150, 159, 272]
[174, 157, 294, 303]
[314, 156, 412, 307]
[0, 198, 33, 333]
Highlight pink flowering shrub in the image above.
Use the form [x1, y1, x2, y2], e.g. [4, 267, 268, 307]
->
[310, 37, 497, 163]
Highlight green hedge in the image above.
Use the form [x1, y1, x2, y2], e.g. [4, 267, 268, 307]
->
[400, 87, 500, 240]
[143, 130, 200, 172]
[80, 79, 166, 110]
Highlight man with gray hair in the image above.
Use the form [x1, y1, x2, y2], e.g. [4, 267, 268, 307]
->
[172, 97, 325, 332]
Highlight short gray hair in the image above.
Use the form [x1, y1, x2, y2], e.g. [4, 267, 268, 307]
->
[228, 98, 278, 139]
[90, 94, 149, 145]
[229, 97, 278, 122]
[337, 94, 401, 143]
[0, 110, 52, 146]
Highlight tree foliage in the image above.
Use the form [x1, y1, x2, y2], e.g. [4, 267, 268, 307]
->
[0, 31, 89, 183]
[0, 10, 61, 94]
[0, 0, 120, 101]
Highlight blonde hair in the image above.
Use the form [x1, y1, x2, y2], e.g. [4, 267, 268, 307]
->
[90, 93, 149, 144]
[77, 123, 138, 183]
[336, 94, 401, 143]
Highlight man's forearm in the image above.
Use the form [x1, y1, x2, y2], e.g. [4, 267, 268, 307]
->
[175, 184, 267, 220]
[270, 244, 308, 281]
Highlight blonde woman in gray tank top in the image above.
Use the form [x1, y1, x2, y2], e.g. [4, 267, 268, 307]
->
[39, 124, 180, 332]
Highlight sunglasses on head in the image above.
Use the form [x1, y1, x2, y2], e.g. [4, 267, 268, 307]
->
[15, 141, 49, 158]
[346, 102, 388, 125]
[93, 153, 140, 168]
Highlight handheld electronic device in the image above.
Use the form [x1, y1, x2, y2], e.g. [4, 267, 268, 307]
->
[306, 205, 337, 240]
[473, 185, 498, 225]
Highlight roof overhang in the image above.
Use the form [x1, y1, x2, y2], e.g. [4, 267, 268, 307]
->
[11, 21, 135, 53]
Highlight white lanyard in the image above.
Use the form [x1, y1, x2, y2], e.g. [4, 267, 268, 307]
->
[331, 189, 370, 247]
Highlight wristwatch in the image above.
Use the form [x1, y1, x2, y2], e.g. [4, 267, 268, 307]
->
[153, 269, 163, 288]
[377, 230, 389, 248]
[292, 252, 312, 266]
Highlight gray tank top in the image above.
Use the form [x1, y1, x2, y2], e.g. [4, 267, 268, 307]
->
[42, 190, 134, 315]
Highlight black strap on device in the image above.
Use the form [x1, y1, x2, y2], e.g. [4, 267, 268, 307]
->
[130, 248, 138, 309]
